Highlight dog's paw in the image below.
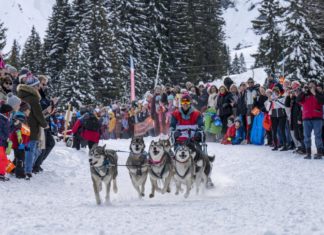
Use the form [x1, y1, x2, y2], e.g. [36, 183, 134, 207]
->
[175, 191, 179, 195]
[167, 187, 171, 193]
[105, 200, 112, 206]
[184, 193, 189, 198]
[141, 193, 145, 197]
[149, 193, 154, 198]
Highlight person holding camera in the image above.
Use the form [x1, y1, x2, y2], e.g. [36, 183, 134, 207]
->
[296, 80, 324, 159]
[33, 75, 57, 173]
[285, 81, 305, 154]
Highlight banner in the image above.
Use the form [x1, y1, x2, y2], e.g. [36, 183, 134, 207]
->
[134, 117, 155, 137]
[130, 56, 135, 101]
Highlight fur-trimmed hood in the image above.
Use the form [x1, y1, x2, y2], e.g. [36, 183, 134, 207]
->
[17, 84, 41, 100]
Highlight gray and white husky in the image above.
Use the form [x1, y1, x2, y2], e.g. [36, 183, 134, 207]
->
[148, 140, 174, 198]
[173, 145, 195, 198]
[126, 136, 149, 199]
[89, 144, 118, 205]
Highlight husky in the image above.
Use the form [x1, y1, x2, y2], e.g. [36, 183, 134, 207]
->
[126, 136, 149, 199]
[89, 144, 118, 205]
[148, 140, 174, 198]
[173, 145, 195, 198]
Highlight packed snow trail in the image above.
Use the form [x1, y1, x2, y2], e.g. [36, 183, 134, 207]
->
[1, 138, 324, 235]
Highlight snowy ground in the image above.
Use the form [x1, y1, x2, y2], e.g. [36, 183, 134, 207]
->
[1, 138, 324, 235]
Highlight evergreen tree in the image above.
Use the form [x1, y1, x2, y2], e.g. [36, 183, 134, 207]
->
[281, 0, 324, 82]
[61, 23, 94, 106]
[239, 53, 247, 73]
[252, 0, 285, 73]
[231, 53, 241, 74]
[306, 0, 324, 49]
[6, 39, 20, 68]
[0, 20, 7, 51]
[43, 0, 72, 95]
[21, 26, 43, 74]
[85, 0, 116, 103]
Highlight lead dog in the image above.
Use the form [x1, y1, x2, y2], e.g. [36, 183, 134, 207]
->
[173, 145, 195, 198]
[89, 144, 118, 205]
[126, 136, 149, 199]
[148, 140, 174, 198]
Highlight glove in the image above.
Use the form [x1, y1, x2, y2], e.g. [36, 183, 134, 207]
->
[6, 141, 13, 155]
[17, 130, 23, 144]
[227, 137, 232, 141]
[18, 143, 25, 150]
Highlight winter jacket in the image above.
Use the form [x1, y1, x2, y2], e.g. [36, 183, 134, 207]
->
[9, 112, 30, 149]
[253, 95, 268, 112]
[236, 91, 247, 116]
[232, 126, 246, 145]
[0, 113, 10, 147]
[197, 89, 209, 112]
[204, 107, 222, 135]
[17, 85, 48, 140]
[221, 125, 236, 145]
[297, 91, 324, 120]
[216, 92, 233, 117]
[265, 96, 287, 118]
[245, 87, 258, 113]
[285, 95, 303, 130]
[171, 107, 204, 130]
[108, 113, 116, 133]
[71, 113, 100, 143]
[207, 90, 218, 109]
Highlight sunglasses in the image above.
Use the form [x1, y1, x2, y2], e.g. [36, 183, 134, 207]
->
[181, 100, 191, 105]
[4, 82, 13, 85]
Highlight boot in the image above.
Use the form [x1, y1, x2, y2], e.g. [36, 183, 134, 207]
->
[294, 147, 306, 155]
[0, 175, 10, 181]
[272, 145, 278, 151]
[25, 173, 32, 180]
[304, 148, 311, 159]
[280, 144, 288, 151]
[314, 148, 323, 160]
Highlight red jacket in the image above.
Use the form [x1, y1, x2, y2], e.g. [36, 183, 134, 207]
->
[221, 125, 236, 145]
[298, 94, 324, 120]
[71, 119, 100, 143]
[9, 128, 30, 149]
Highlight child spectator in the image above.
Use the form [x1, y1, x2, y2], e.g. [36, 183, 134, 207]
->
[9, 101, 31, 179]
[108, 112, 116, 139]
[232, 118, 246, 145]
[221, 117, 236, 145]
[0, 103, 13, 181]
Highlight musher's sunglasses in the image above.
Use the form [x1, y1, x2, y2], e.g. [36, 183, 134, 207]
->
[181, 100, 191, 105]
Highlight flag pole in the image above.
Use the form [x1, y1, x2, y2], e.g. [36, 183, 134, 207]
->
[154, 54, 162, 88]
[130, 56, 135, 101]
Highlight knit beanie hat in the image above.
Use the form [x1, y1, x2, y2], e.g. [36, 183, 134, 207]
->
[6, 92, 21, 109]
[26, 76, 40, 87]
[19, 101, 31, 112]
[6, 65, 18, 74]
[0, 103, 13, 114]
[19, 68, 31, 83]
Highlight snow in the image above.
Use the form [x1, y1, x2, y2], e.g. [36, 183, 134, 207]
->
[2, 138, 324, 235]
[0, 0, 55, 52]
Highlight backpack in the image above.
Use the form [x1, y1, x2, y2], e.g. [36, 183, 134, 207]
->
[83, 115, 100, 131]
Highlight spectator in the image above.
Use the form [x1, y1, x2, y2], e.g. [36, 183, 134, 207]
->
[216, 85, 233, 135]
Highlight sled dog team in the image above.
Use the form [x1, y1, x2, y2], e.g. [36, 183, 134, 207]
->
[89, 136, 215, 205]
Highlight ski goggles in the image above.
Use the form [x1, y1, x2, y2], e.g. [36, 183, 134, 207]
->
[181, 99, 191, 105]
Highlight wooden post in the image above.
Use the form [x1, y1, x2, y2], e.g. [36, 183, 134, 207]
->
[64, 104, 72, 142]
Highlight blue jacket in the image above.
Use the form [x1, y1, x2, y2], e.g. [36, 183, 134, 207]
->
[0, 113, 10, 147]
[232, 126, 245, 145]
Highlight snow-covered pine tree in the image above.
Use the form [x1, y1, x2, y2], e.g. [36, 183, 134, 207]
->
[0, 20, 7, 51]
[6, 39, 20, 68]
[146, 0, 172, 87]
[43, 0, 72, 96]
[281, 0, 324, 82]
[239, 53, 247, 73]
[85, 0, 116, 103]
[169, 0, 194, 84]
[21, 26, 43, 74]
[60, 23, 95, 107]
[252, 0, 285, 73]
[230, 53, 241, 74]
[306, 0, 324, 49]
